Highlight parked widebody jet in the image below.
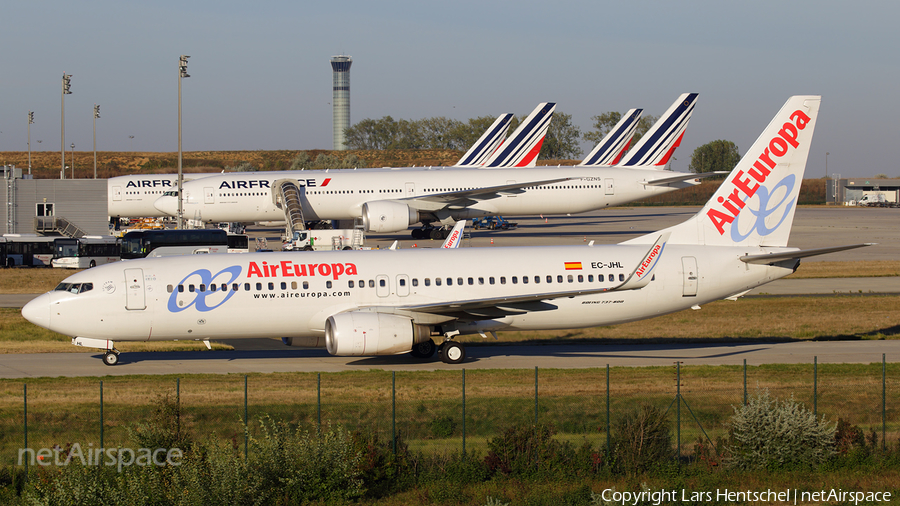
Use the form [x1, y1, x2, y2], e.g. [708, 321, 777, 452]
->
[105, 104, 548, 220]
[25, 96, 866, 367]
[153, 94, 704, 238]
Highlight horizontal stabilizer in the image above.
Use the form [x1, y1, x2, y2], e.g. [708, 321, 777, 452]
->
[740, 243, 875, 265]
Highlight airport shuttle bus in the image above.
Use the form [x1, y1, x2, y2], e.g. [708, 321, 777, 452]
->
[120, 229, 249, 259]
[52, 236, 121, 269]
[1, 235, 57, 267]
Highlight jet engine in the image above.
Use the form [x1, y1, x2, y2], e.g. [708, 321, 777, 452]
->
[325, 312, 432, 356]
[361, 201, 418, 233]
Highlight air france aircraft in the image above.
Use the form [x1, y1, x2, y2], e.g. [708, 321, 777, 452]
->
[25, 96, 868, 367]
[154, 94, 705, 238]
[108, 173, 221, 219]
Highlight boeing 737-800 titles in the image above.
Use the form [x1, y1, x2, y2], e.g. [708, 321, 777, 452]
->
[153, 94, 706, 237]
[24, 95, 869, 367]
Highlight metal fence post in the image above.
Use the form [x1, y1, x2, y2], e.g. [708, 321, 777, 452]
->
[462, 369, 466, 460]
[392, 371, 397, 455]
[884, 353, 887, 450]
[606, 365, 610, 459]
[23, 384, 27, 478]
[317, 373, 322, 432]
[743, 359, 747, 405]
[534, 366, 539, 426]
[813, 356, 818, 417]
[100, 380, 104, 451]
[176, 378, 180, 436]
[676, 361, 681, 462]
[244, 375, 248, 459]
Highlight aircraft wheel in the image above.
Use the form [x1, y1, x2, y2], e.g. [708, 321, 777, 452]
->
[411, 229, 423, 239]
[441, 341, 466, 364]
[103, 351, 119, 366]
[410, 339, 436, 359]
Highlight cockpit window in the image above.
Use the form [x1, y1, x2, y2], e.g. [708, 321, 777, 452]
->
[54, 282, 94, 294]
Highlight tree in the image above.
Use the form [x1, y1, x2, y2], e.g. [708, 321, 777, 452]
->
[448, 115, 502, 151]
[688, 139, 741, 174]
[539, 112, 582, 160]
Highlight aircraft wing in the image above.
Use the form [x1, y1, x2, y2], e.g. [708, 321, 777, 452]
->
[368, 234, 669, 319]
[398, 177, 575, 211]
[643, 171, 727, 187]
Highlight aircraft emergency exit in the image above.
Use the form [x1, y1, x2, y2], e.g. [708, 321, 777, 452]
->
[24, 96, 869, 367]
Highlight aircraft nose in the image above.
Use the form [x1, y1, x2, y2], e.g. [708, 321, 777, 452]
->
[22, 293, 51, 330]
[154, 195, 177, 215]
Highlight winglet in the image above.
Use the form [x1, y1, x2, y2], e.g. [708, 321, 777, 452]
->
[440, 221, 467, 248]
[615, 232, 669, 291]
[483, 103, 556, 168]
[581, 108, 643, 166]
[454, 114, 514, 167]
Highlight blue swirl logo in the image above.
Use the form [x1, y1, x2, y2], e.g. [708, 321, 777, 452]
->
[167, 265, 242, 313]
[730, 174, 796, 242]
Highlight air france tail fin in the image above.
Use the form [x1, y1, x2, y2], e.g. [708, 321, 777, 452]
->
[625, 95, 821, 248]
[618, 93, 698, 168]
[483, 103, 556, 168]
[580, 109, 643, 166]
[440, 221, 467, 248]
[454, 114, 514, 167]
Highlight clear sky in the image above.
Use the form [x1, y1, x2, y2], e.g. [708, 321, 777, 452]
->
[2, 1, 897, 177]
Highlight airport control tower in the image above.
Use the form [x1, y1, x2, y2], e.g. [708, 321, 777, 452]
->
[331, 55, 352, 151]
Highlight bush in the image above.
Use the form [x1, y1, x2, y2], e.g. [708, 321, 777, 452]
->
[127, 392, 192, 453]
[430, 416, 457, 438]
[484, 424, 574, 478]
[611, 405, 672, 475]
[727, 389, 836, 470]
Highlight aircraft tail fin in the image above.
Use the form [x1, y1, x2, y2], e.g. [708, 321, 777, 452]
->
[454, 114, 514, 167]
[580, 109, 643, 166]
[618, 93, 698, 168]
[625, 95, 822, 248]
[483, 103, 556, 168]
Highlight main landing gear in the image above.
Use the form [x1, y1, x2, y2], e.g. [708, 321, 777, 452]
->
[410, 226, 450, 240]
[409, 339, 467, 364]
[103, 349, 121, 366]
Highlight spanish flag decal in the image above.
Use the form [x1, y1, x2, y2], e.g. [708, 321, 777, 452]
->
[564, 262, 582, 270]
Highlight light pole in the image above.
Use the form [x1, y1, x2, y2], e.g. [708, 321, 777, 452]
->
[825, 151, 829, 178]
[70, 143, 75, 179]
[128, 135, 134, 151]
[61, 73, 72, 179]
[27, 112, 34, 175]
[177, 55, 190, 229]
[93, 105, 100, 179]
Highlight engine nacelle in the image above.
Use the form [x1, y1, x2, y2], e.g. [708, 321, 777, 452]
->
[361, 201, 418, 233]
[325, 312, 431, 356]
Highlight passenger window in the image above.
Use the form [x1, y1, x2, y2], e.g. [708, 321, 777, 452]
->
[435, 278, 442, 286]
[292, 282, 297, 290]
[619, 274, 625, 282]
[326, 281, 332, 289]
[399, 279, 406, 286]
[557, 275, 563, 283]
[244, 283, 250, 291]
[457, 277, 463, 285]
[492, 277, 497, 285]
[209, 284, 216, 292]
[547, 276, 552, 283]
[268, 282, 274, 290]
[379, 279, 386, 287]
[280, 282, 287, 290]
[412, 279, 418, 287]
[178, 285, 184, 293]
[577, 275, 583, 283]
[534, 276, 540, 284]
[424, 278, 431, 286]
[511, 276, 517, 284]
[256, 283, 262, 290]
[477, 277, 483, 285]
[369, 280, 375, 288]
[303, 281, 309, 289]
[588, 275, 594, 282]
[349, 280, 355, 288]
[468, 277, 474, 285]
[446, 278, 453, 286]
[167, 285, 174, 293]
[522, 276, 528, 284]
[189, 285, 195, 292]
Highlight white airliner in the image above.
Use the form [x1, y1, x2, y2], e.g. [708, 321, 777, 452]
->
[105, 104, 543, 219]
[153, 94, 704, 237]
[24, 95, 868, 367]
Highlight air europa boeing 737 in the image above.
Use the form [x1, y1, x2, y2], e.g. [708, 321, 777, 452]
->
[23, 96, 870, 367]
[153, 94, 705, 238]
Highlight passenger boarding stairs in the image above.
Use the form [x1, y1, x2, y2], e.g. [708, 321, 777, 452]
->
[273, 179, 307, 239]
[332, 229, 364, 250]
[33, 216, 88, 238]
